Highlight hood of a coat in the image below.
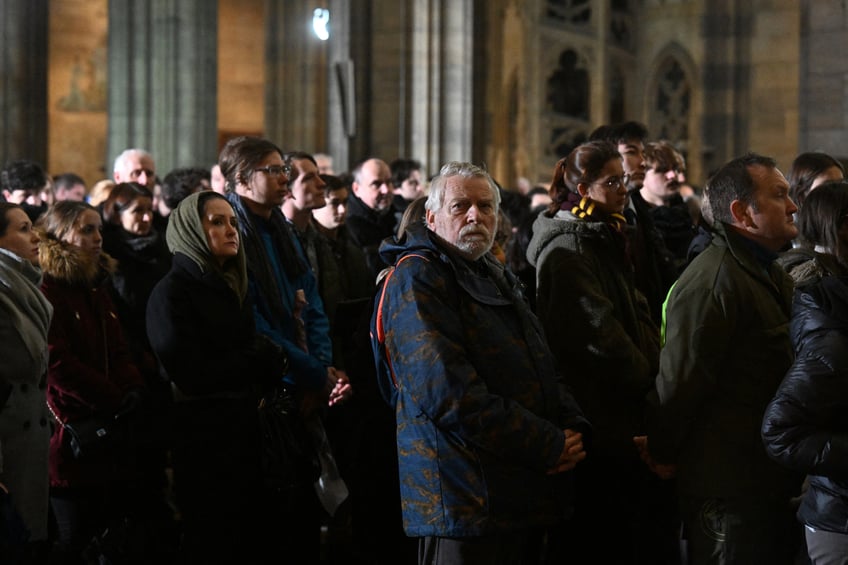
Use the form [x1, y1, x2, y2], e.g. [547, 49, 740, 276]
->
[525, 210, 609, 268]
[378, 223, 516, 305]
[38, 234, 117, 286]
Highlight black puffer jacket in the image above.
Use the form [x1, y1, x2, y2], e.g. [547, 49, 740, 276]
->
[762, 256, 848, 533]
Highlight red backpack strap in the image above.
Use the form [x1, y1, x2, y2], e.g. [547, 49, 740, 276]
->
[375, 253, 429, 390]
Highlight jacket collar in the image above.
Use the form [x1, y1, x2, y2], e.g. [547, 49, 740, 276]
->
[381, 223, 516, 306]
[38, 235, 116, 287]
[714, 222, 794, 313]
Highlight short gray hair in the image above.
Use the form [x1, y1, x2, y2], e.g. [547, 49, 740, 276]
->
[113, 148, 153, 173]
[424, 161, 501, 214]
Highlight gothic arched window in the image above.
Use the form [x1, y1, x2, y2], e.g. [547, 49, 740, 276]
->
[546, 0, 591, 26]
[610, 0, 633, 49]
[546, 49, 589, 119]
[609, 64, 625, 124]
[653, 57, 690, 142]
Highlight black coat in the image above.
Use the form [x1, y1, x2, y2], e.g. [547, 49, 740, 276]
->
[762, 272, 848, 533]
[147, 253, 289, 560]
[344, 193, 397, 279]
[146, 253, 285, 464]
[102, 224, 171, 375]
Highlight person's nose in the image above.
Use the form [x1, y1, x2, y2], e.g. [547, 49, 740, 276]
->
[787, 196, 798, 215]
[93, 231, 103, 245]
[466, 205, 480, 223]
[142, 211, 152, 222]
[31, 231, 40, 245]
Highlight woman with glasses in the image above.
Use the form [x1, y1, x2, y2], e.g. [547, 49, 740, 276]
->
[763, 180, 848, 565]
[526, 140, 677, 564]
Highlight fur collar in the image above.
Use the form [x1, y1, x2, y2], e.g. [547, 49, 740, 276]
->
[38, 235, 117, 286]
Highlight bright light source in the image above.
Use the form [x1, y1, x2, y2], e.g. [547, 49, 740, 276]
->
[313, 8, 330, 41]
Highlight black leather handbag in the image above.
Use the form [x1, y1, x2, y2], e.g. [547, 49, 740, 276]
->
[63, 416, 122, 459]
[257, 386, 320, 492]
[47, 401, 123, 460]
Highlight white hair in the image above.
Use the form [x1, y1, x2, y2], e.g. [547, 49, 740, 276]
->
[113, 148, 153, 173]
[424, 161, 501, 214]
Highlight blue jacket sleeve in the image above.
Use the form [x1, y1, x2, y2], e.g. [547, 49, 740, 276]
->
[248, 278, 327, 390]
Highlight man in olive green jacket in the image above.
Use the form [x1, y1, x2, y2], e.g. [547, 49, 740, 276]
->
[641, 153, 804, 565]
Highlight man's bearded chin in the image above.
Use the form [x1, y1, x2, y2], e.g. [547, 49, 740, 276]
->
[456, 225, 494, 261]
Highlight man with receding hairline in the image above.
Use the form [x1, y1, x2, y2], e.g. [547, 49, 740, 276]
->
[346, 157, 397, 278]
[113, 148, 156, 190]
[642, 153, 804, 564]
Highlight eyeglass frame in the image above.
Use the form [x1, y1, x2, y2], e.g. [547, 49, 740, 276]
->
[593, 173, 631, 191]
[253, 165, 292, 178]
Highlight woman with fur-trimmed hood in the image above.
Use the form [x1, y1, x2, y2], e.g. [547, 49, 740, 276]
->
[37, 200, 144, 563]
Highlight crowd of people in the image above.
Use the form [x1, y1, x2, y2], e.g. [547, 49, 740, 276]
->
[1, 124, 847, 565]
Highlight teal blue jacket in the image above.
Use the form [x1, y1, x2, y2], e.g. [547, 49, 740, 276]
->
[377, 224, 589, 537]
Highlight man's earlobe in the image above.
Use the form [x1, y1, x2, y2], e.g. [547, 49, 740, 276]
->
[425, 209, 435, 229]
[730, 199, 752, 227]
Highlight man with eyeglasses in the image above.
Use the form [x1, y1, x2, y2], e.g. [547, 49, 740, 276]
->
[220, 136, 352, 561]
[347, 157, 397, 278]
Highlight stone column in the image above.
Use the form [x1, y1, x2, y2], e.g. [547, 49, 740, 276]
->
[0, 0, 48, 165]
[362, 0, 474, 169]
[432, 0, 474, 164]
[326, 0, 352, 171]
[265, 0, 329, 154]
[107, 0, 217, 176]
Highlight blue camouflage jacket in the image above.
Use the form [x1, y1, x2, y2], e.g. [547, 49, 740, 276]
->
[377, 224, 590, 537]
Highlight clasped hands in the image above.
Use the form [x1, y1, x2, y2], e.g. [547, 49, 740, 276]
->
[547, 428, 587, 474]
[327, 367, 352, 406]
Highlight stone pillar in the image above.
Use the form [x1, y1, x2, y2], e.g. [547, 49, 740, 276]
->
[0, 0, 48, 165]
[326, 0, 352, 171]
[107, 0, 217, 176]
[265, 0, 329, 154]
[360, 0, 474, 170]
[700, 2, 753, 173]
[430, 0, 474, 166]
